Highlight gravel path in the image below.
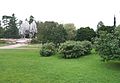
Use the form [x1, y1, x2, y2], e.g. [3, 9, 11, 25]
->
[0, 44, 27, 49]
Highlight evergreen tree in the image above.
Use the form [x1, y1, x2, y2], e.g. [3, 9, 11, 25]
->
[3, 14, 19, 38]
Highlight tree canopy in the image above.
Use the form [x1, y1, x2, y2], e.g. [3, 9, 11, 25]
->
[75, 27, 96, 42]
[96, 21, 115, 37]
[37, 21, 67, 46]
[64, 23, 76, 40]
[2, 14, 19, 38]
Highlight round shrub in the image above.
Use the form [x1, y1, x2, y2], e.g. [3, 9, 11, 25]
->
[58, 41, 92, 59]
[40, 43, 56, 57]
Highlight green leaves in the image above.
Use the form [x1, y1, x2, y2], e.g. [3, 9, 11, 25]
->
[37, 21, 67, 46]
[75, 27, 96, 42]
[95, 29, 120, 61]
[2, 14, 19, 38]
[59, 41, 92, 59]
[40, 43, 56, 57]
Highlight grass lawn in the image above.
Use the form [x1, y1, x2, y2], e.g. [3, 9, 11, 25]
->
[0, 43, 13, 47]
[0, 47, 120, 83]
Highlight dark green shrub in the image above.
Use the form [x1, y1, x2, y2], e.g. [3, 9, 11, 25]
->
[95, 31, 120, 61]
[40, 43, 56, 57]
[59, 41, 92, 59]
[31, 38, 39, 44]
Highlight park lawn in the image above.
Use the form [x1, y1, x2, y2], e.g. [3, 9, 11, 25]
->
[0, 43, 13, 47]
[0, 49, 120, 83]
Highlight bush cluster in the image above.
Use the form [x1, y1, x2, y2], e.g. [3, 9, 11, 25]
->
[40, 43, 56, 57]
[58, 41, 92, 59]
[95, 31, 120, 61]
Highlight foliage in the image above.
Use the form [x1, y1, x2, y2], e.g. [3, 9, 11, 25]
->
[81, 41, 92, 54]
[75, 27, 96, 42]
[64, 23, 76, 40]
[29, 15, 34, 24]
[37, 21, 67, 46]
[96, 21, 114, 37]
[59, 41, 92, 58]
[0, 27, 4, 38]
[97, 21, 104, 29]
[31, 38, 40, 44]
[2, 14, 19, 38]
[40, 43, 56, 56]
[95, 29, 120, 61]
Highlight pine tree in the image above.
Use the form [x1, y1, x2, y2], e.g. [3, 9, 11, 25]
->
[4, 14, 19, 38]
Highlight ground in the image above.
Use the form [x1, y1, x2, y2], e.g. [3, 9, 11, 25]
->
[0, 45, 120, 83]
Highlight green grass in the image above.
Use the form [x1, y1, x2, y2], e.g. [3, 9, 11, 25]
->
[0, 43, 13, 47]
[0, 48, 120, 83]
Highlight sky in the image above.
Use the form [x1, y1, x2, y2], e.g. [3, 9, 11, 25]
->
[0, 0, 120, 30]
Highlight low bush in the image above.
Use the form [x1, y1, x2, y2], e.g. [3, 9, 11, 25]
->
[58, 41, 92, 59]
[31, 38, 40, 44]
[40, 43, 56, 57]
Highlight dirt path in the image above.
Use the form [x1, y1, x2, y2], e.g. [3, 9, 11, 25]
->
[0, 44, 28, 49]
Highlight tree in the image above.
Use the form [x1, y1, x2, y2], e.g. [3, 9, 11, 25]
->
[2, 15, 11, 30]
[0, 20, 4, 38]
[95, 27, 120, 61]
[96, 21, 114, 37]
[2, 14, 19, 38]
[64, 23, 76, 40]
[0, 27, 4, 38]
[37, 21, 67, 46]
[29, 15, 34, 24]
[97, 21, 104, 29]
[75, 27, 96, 42]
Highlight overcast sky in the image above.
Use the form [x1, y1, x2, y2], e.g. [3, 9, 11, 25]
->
[0, 0, 120, 30]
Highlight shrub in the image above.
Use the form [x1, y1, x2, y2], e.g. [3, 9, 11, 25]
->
[58, 41, 92, 59]
[95, 31, 120, 61]
[31, 38, 39, 44]
[40, 43, 56, 57]
[81, 41, 92, 54]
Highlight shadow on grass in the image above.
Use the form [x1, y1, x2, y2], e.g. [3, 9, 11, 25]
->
[104, 61, 120, 71]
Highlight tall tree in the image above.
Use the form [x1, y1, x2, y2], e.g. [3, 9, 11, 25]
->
[2, 15, 12, 30]
[75, 27, 96, 42]
[0, 27, 4, 38]
[3, 14, 19, 38]
[114, 15, 116, 27]
[37, 21, 67, 46]
[96, 21, 114, 37]
[64, 23, 76, 40]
